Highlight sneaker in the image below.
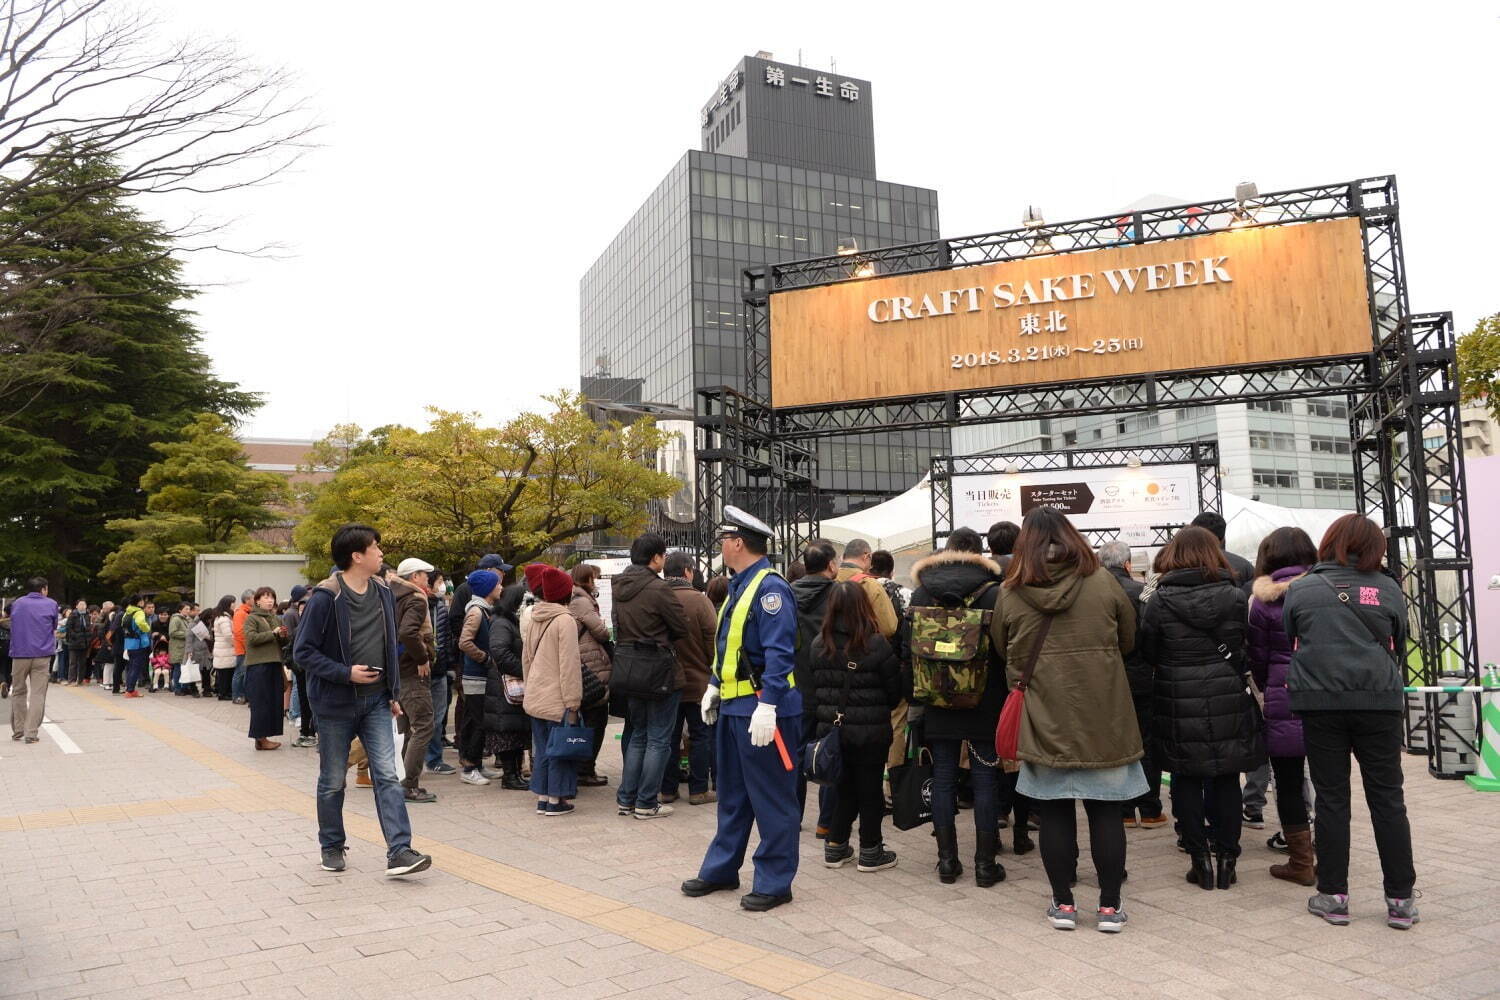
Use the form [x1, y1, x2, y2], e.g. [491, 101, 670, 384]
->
[403, 787, 437, 803]
[633, 804, 674, 820]
[544, 801, 575, 817]
[824, 842, 854, 869]
[1307, 892, 1351, 925]
[856, 845, 898, 872]
[1096, 906, 1127, 933]
[10, 733, 20, 741]
[292, 735, 318, 748]
[1267, 831, 1289, 854]
[124, 690, 142, 698]
[478, 765, 503, 779]
[1242, 807, 1265, 830]
[459, 769, 489, 786]
[616, 803, 635, 817]
[385, 848, 432, 876]
[1138, 814, 1169, 829]
[689, 791, 717, 805]
[1385, 895, 1420, 930]
[577, 772, 609, 787]
[1047, 900, 1078, 930]
[23, 736, 38, 744]
[320, 846, 348, 872]
[426, 762, 457, 775]
[442, 736, 456, 749]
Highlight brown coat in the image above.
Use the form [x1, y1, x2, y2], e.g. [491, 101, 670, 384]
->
[993, 563, 1142, 769]
[522, 601, 582, 723]
[665, 577, 717, 700]
[569, 586, 613, 687]
[837, 564, 898, 638]
[389, 575, 436, 675]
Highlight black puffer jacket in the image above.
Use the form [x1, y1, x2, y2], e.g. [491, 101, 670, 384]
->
[907, 551, 1004, 744]
[805, 628, 902, 748]
[485, 584, 529, 736]
[1140, 568, 1262, 777]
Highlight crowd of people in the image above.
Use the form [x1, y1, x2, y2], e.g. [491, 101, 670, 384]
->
[0, 506, 1419, 932]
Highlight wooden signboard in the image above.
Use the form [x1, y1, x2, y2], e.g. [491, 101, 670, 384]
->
[769, 217, 1371, 408]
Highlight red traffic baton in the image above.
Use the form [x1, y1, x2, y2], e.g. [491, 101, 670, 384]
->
[753, 690, 794, 771]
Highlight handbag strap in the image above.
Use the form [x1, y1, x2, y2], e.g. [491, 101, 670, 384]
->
[1312, 574, 1394, 652]
[1013, 614, 1054, 692]
[832, 654, 856, 726]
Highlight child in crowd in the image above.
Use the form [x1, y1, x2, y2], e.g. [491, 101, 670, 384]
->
[150, 649, 172, 691]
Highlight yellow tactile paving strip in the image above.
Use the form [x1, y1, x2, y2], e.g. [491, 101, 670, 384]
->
[41, 689, 918, 1000]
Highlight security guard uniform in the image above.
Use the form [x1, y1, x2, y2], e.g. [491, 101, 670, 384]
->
[690, 510, 802, 909]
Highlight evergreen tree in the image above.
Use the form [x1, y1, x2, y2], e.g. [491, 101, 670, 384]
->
[100, 413, 289, 595]
[0, 148, 257, 598]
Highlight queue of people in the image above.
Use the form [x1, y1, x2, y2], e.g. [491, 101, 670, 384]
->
[3, 507, 1419, 930]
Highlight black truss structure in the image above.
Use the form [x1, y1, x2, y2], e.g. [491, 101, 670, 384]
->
[694, 176, 1475, 774]
[930, 442, 1221, 550]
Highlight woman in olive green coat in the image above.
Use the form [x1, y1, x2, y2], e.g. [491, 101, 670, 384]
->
[242, 587, 288, 750]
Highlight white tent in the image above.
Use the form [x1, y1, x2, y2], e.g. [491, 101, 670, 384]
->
[818, 477, 1355, 562]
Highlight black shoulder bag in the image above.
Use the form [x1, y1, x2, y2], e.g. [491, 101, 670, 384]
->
[801, 652, 854, 786]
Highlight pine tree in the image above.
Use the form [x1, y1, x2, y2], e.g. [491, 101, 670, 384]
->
[0, 147, 257, 597]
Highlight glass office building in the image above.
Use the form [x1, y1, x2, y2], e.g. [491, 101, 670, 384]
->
[580, 54, 948, 517]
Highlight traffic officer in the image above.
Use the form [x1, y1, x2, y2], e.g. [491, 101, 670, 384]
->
[681, 506, 802, 912]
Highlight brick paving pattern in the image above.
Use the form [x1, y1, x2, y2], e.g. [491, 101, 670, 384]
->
[1, 685, 1496, 999]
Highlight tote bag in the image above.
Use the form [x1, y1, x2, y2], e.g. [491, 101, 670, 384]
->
[545, 710, 595, 762]
[889, 740, 935, 831]
[178, 658, 202, 685]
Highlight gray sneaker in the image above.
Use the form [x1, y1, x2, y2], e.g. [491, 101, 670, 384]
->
[320, 846, 348, 872]
[385, 848, 432, 877]
[1385, 895, 1420, 930]
[426, 761, 457, 775]
[1096, 906, 1127, 933]
[1047, 900, 1077, 930]
[633, 804, 674, 820]
[1307, 892, 1351, 925]
[292, 735, 318, 748]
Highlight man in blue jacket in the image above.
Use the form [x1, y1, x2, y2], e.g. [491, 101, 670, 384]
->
[293, 523, 432, 878]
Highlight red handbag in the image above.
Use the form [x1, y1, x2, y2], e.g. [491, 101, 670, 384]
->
[995, 614, 1054, 760]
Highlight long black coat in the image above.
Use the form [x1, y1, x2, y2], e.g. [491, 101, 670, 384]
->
[1139, 568, 1263, 778]
[804, 628, 902, 749]
[485, 585, 530, 736]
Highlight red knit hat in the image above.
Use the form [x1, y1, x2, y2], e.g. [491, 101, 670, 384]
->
[539, 565, 573, 603]
[522, 563, 547, 593]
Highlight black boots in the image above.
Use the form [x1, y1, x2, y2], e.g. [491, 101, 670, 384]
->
[1215, 853, 1238, 889]
[499, 772, 528, 791]
[935, 825, 963, 884]
[1187, 852, 1214, 890]
[974, 830, 1005, 888]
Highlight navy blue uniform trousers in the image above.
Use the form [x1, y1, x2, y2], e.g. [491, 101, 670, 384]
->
[697, 710, 802, 896]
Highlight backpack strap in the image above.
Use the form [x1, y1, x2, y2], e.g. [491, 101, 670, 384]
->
[1013, 614, 1054, 693]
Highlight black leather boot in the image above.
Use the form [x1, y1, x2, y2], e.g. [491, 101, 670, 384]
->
[974, 830, 1005, 888]
[934, 825, 963, 884]
[1215, 853, 1238, 890]
[1187, 852, 1214, 890]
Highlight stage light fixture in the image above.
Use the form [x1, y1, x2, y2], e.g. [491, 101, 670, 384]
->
[1022, 206, 1045, 229]
[1231, 180, 1259, 228]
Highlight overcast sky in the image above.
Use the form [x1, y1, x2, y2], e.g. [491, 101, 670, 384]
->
[148, 1, 1499, 441]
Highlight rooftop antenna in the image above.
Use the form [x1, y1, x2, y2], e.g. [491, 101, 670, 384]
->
[831, 57, 837, 73]
[797, 48, 802, 66]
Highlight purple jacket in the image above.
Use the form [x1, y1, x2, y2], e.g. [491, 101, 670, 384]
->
[1247, 566, 1306, 757]
[7, 591, 60, 659]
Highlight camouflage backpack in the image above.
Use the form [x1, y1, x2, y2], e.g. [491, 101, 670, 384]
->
[909, 582, 998, 709]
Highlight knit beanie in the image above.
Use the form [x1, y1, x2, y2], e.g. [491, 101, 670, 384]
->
[539, 566, 574, 604]
[466, 569, 500, 600]
[522, 563, 548, 593]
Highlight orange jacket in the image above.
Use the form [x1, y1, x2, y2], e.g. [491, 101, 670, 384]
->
[231, 602, 251, 656]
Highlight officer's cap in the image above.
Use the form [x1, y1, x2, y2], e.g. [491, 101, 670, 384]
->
[718, 505, 773, 542]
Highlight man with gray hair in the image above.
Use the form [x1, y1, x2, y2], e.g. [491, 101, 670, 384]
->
[1100, 541, 1165, 827]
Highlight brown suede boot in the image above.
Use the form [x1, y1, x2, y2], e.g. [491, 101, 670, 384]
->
[1269, 824, 1316, 886]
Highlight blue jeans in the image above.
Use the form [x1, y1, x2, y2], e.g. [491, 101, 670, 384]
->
[287, 675, 301, 721]
[930, 738, 1000, 835]
[170, 662, 181, 693]
[314, 690, 413, 860]
[530, 717, 579, 799]
[426, 674, 450, 768]
[54, 648, 67, 681]
[232, 655, 246, 700]
[618, 692, 681, 809]
[662, 701, 713, 797]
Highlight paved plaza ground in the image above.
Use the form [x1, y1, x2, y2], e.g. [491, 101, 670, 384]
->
[2, 686, 1497, 1000]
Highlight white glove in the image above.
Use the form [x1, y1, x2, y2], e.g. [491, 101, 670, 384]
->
[701, 686, 720, 726]
[748, 701, 777, 748]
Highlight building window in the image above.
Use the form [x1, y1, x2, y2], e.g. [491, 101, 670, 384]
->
[1307, 400, 1349, 419]
[1115, 413, 1159, 434]
[1313, 473, 1355, 491]
[1247, 399, 1292, 414]
[1249, 431, 1297, 450]
[1309, 435, 1352, 455]
[1252, 469, 1298, 489]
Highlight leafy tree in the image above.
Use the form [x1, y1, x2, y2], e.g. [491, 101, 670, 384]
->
[294, 395, 680, 578]
[1457, 312, 1500, 424]
[100, 413, 288, 594]
[0, 148, 257, 598]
